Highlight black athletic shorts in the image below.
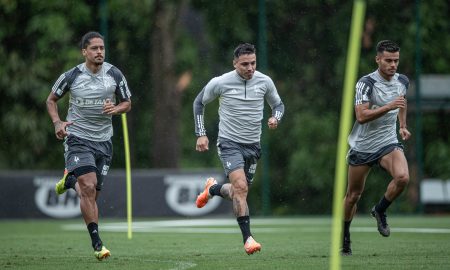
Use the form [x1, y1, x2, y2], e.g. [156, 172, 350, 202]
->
[63, 135, 113, 191]
[216, 137, 261, 185]
[347, 142, 403, 167]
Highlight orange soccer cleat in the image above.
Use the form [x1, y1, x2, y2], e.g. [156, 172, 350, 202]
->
[244, 236, 261, 255]
[195, 177, 217, 208]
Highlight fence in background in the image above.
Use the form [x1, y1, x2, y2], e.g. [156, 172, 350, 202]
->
[0, 170, 230, 219]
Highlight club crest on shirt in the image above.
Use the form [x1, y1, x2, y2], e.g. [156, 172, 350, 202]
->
[253, 85, 263, 95]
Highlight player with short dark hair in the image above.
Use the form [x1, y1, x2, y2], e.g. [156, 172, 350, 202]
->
[80, 31, 104, 49]
[341, 40, 411, 255]
[233, 43, 256, 58]
[376, 39, 400, 54]
[193, 43, 285, 255]
[46, 31, 132, 260]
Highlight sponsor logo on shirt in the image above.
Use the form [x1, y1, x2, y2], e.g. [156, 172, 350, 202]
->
[74, 97, 109, 106]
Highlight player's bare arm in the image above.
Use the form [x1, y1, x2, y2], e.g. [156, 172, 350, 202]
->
[102, 99, 131, 115]
[46, 92, 73, 139]
[355, 96, 406, 124]
[398, 105, 411, 140]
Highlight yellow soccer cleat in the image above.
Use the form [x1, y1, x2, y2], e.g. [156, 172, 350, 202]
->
[94, 246, 111, 261]
[244, 236, 261, 255]
[195, 177, 217, 208]
[55, 169, 69, 195]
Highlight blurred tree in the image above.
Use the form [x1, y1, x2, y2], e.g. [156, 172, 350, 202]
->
[0, 0, 449, 215]
[190, 0, 450, 214]
[0, 0, 92, 169]
[106, 0, 154, 168]
[107, 0, 194, 169]
[150, 0, 188, 168]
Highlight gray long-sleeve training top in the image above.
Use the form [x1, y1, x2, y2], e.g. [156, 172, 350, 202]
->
[193, 70, 284, 144]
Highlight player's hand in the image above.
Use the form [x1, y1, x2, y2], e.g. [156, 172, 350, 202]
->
[388, 96, 406, 110]
[268, 117, 278, 129]
[54, 120, 73, 140]
[196, 136, 209, 152]
[103, 99, 117, 115]
[399, 127, 411, 141]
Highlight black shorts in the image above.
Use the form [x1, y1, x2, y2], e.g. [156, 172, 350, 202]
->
[347, 143, 403, 167]
[216, 137, 261, 185]
[63, 135, 113, 190]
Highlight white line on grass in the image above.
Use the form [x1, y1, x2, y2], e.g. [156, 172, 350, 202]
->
[352, 227, 450, 234]
[61, 218, 450, 234]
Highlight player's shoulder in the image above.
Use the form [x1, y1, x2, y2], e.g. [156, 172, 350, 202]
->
[104, 62, 122, 74]
[220, 70, 238, 80]
[253, 70, 271, 80]
[62, 64, 83, 85]
[65, 64, 82, 76]
[252, 71, 275, 86]
[396, 73, 409, 87]
[357, 72, 376, 87]
[209, 70, 236, 85]
[105, 62, 128, 84]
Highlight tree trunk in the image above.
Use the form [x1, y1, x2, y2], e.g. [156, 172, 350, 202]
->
[150, 0, 185, 168]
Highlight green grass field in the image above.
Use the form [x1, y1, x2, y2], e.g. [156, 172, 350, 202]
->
[1, 216, 449, 270]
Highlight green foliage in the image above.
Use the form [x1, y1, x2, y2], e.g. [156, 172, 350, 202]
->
[420, 113, 450, 179]
[106, 0, 154, 168]
[424, 141, 450, 178]
[0, 0, 92, 169]
[259, 112, 339, 215]
[0, 1, 449, 214]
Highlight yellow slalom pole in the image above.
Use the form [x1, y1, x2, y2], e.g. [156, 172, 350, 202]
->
[330, 1, 365, 269]
[121, 113, 132, 239]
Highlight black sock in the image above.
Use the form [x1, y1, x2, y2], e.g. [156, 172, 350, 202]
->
[209, 184, 224, 198]
[65, 174, 77, 190]
[237, 216, 252, 243]
[344, 220, 352, 238]
[375, 196, 392, 213]
[87, 222, 102, 250]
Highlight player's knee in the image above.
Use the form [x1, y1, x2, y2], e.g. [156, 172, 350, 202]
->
[232, 180, 248, 196]
[395, 173, 409, 187]
[346, 192, 362, 205]
[78, 181, 96, 197]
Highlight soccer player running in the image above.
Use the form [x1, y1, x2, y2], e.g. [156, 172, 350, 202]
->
[193, 43, 285, 255]
[46, 31, 131, 260]
[341, 40, 411, 255]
